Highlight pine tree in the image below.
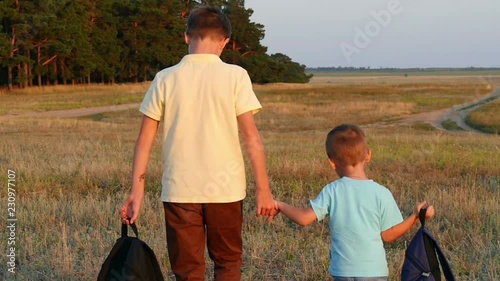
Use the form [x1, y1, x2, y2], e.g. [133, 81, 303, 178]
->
[0, 0, 310, 88]
[89, 0, 121, 84]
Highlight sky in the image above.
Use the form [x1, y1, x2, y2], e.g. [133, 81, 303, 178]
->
[245, 0, 500, 68]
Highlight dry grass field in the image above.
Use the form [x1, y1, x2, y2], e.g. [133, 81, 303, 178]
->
[0, 77, 499, 280]
[0, 83, 149, 115]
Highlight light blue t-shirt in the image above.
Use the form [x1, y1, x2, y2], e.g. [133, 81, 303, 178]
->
[310, 177, 403, 277]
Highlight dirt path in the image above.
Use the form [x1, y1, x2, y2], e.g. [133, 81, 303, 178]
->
[432, 88, 500, 133]
[1, 103, 141, 120]
[2, 87, 498, 134]
[370, 87, 499, 134]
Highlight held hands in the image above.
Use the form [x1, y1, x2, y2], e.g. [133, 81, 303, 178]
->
[255, 188, 279, 222]
[414, 201, 435, 221]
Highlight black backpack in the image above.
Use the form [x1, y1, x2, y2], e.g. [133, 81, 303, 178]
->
[401, 208, 455, 281]
[98, 223, 164, 281]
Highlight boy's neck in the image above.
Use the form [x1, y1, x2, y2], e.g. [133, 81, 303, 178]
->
[188, 46, 221, 56]
[336, 164, 368, 180]
[188, 37, 224, 57]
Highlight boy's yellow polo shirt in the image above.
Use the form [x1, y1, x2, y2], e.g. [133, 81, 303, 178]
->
[140, 54, 261, 203]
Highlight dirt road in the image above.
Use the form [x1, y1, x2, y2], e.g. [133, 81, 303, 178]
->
[432, 88, 500, 133]
[1, 103, 141, 120]
[2, 87, 498, 134]
[369, 87, 499, 134]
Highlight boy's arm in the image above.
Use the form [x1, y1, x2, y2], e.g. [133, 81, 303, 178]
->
[120, 115, 159, 224]
[381, 201, 434, 242]
[237, 111, 275, 220]
[277, 201, 317, 226]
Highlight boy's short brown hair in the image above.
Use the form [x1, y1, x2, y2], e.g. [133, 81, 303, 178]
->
[186, 6, 231, 40]
[325, 124, 368, 166]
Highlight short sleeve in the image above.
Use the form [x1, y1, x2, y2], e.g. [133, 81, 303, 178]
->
[235, 70, 262, 116]
[310, 186, 332, 222]
[379, 190, 404, 231]
[139, 74, 164, 121]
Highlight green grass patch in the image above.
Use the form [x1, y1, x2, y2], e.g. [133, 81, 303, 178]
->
[441, 119, 465, 131]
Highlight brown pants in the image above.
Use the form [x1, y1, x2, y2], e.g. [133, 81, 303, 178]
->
[163, 201, 243, 281]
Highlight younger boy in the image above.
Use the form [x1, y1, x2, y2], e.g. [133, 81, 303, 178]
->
[275, 124, 434, 280]
[120, 6, 275, 281]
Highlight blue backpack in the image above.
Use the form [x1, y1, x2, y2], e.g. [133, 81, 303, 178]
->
[401, 208, 455, 281]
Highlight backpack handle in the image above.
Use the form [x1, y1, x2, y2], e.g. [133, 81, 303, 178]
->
[419, 208, 427, 228]
[121, 221, 139, 238]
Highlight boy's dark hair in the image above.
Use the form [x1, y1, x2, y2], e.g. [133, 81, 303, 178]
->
[186, 6, 231, 40]
[325, 124, 368, 166]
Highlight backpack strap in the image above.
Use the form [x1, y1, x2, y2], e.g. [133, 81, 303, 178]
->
[423, 230, 441, 281]
[420, 208, 456, 281]
[121, 222, 139, 238]
[432, 236, 456, 281]
[419, 208, 427, 228]
[420, 208, 440, 280]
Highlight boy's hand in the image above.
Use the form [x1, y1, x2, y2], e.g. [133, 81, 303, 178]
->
[268, 200, 281, 220]
[423, 205, 435, 220]
[119, 193, 144, 225]
[414, 201, 435, 220]
[256, 188, 276, 221]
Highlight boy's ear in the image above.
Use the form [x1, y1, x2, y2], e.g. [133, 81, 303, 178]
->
[184, 33, 190, 45]
[365, 149, 372, 164]
[327, 158, 336, 170]
[220, 37, 230, 50]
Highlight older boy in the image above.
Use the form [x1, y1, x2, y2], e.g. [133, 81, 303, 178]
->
[275, 124, 434, 280]
[120, 6, 275, 281]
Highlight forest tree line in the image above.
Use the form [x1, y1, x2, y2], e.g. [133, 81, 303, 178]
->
[0, 0, 311, 90]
